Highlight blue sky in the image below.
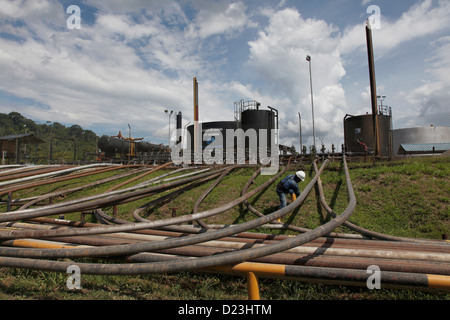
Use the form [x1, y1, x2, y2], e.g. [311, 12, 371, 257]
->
[0, 0, 449, 151]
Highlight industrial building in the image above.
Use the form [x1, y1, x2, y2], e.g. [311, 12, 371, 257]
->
[343, 108, 450, 158]
[344, 107, 392, 158]
[392, 126, 450, 157]
[185, 99, 278, 163]
[0, 133, 45, 164]
[343, 20, 450, 159]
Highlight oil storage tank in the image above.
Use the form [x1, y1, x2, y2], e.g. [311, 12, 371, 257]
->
[392, 126, 450, 156]
[184, 100, 278, 162]
[186, 121, 238, 154]
[344, 111, 392, 157]
[241, 108, 276, 152]
[98, 135, 131, 158]
[236, 100, 278, 153]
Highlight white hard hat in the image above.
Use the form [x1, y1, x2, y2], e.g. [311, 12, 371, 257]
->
[296, 171, 306, 181]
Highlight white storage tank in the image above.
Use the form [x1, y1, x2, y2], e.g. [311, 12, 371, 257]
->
[392, 126, 450, 156]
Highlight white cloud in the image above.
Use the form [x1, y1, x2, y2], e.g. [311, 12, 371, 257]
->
[0, 0, 260, 144]
[0, 0, 449, 151]
[340, 0, 450, 55]
[0, 1, 192, 142]
[399, 36, 450, 126]
[246, 7, 347, 147]
[245, 1, 450, 148]
[187, 1, 254, 39]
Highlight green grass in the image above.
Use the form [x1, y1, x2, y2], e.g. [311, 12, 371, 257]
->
[0, 156, 449, 300]
[344, 157, 450, 239]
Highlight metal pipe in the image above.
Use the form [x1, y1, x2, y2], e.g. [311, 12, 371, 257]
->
[247, 272, 260, 300]
[0, 165, 64, 181]
[241, 163, 362, 239]
[192, 165, 269, 229]
[193, 77, 200, 157]
[0, 164, 302, 258]
[125, 241, 450, 277]
[3, 158, 445, 293]
[0, 163, 119, 188]
[35, 214, 446, 258]
[0, 159, 330, 273]
[131, 168, 232, 222]
[366, 19, 380, 157]
[105, 161, 173, 192]
[1, 168, 211, 220]
[16, 167, 149, 209]
[0, 166, 277, 240]
[0, 168, 222, 224]
[313, 160, 449, 245]
[5, 165, 142, 200]
[3, 222, 449, 277]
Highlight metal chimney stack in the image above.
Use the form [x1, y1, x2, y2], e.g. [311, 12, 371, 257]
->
[366, 19, 380, 157]
[193, 77, 201, 160]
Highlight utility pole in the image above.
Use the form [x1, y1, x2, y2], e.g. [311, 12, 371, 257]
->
[306, 55, 316, 150]
[298, 112, 302, 153]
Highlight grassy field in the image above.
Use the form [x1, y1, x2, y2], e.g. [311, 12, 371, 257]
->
[0, 156, 449, 300]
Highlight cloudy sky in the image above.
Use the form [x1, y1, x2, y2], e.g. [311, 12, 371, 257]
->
[1, 0, 449, 150]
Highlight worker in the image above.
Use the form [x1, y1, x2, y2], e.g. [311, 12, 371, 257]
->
[276, 171, 306, 209]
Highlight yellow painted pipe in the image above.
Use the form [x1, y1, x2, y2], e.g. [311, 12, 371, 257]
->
[206, 262, 450, 291]
[208, 262, 286, 277]
[247, 272, 260, 300]
[427, 274, 450, 290]
[3, 238, 450, 292]
[8, 239, 88, 249]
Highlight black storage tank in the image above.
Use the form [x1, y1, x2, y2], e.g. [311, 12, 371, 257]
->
[186, 121, 238, 152]
[344, 113, 392, 157]
[98, 135, 131, 158]
[241, 108, 276, 152]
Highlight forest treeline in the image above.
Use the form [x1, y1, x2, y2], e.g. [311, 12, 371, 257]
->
[0, 112, 97, 164]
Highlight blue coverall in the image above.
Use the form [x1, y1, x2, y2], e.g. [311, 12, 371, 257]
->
[276, 175, 301, 209]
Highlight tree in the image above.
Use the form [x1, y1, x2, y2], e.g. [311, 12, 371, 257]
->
[0, 112, 97, 163]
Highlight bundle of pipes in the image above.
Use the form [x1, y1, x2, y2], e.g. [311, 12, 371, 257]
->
[0, 159, 448, 293]
[1, 217, 449, 291]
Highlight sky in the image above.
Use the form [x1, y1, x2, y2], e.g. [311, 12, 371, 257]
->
[0, 0, 449, 151]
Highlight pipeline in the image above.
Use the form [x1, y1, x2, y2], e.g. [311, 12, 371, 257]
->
[0, 167, 219, 226]
[208, 262, 450, 291]
[241, 162, 365, 239]
[15, 166, 153, 210]
[313, 161, 449, 245]
[0, 165, 69, 182]
[105, 162, 173, 192]
[0, 164, 290, 257]
[0, 163, 120, 189]
[132, 166, 237, 223]
[0, 158, 448, 293]
[193, 166, 238, 229]
[0, 159, 335, 274]
[2, 219, 450, 277]
[0, 164, 144, 205]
